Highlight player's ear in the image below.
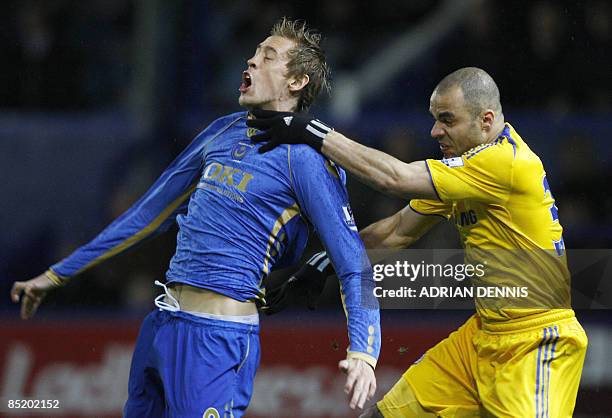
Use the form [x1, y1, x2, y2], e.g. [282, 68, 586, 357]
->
[481, 110, 495, 132]
[289, 74, 309, 93]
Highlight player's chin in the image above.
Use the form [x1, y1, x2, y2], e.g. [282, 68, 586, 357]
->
[239, 96, 265, 111]
[238, 95, 250, 107]
[442, 147, 459, 158]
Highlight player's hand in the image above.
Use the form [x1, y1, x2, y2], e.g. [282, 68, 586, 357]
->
[339, 358, 377, 410]
[10, 273, 58, 319]
[246, 109, 332, 153]
[263, 251, 333, 315]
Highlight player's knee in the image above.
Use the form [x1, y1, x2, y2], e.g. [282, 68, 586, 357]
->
[358, 404, 384, 418]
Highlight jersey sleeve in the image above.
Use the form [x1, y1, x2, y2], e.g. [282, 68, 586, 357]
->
[48, 118, 229, 283]
[289, 145, 381, 368]
[425, 141, 514, 204]
[409, 199, 453, 219]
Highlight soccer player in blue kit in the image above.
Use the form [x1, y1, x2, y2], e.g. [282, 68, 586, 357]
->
[10, 19, 381, 417]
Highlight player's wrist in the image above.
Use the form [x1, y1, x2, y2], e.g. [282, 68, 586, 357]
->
[346, 351, 378, 370]
[321, 130, 340, 149]
[298, 115, 332, 152]
[44, 269, 69, 287]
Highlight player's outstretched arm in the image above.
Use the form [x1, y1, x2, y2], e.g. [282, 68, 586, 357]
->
[320, 130, 436, 200]
[360, 204, 442, 249]
[11, 116, 236, 317]
[247, 110, 437, 200]
[11, 272, 60, 319]
[42, 115, 240, 286]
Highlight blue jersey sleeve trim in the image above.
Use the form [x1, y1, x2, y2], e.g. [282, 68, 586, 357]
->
[498, 124, 516, 157]
[506, 136, 517, 158]
[408, 202, 448, 219]
[465, 142, 497, 159]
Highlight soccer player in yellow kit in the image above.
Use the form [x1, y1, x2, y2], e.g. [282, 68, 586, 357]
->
[248, 67, 588, 417]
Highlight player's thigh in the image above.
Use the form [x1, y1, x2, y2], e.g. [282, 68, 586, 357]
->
[124, 309, 167, 418]
[377, 374, 483, 418]
[547, 320, 588, 417]
[153, 313, 259, 418]
[231, 329, 261, 417]
[403, 317, 481, 416]
[477, 318, 588, 418]
[376, 377, 437, 418]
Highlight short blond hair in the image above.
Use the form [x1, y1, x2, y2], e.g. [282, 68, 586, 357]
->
[271, 18, 331, 112]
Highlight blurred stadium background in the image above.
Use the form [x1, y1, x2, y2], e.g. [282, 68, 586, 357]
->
[1, 0, 611, 416]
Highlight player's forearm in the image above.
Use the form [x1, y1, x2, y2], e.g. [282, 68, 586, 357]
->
[325, 251, 381, 368]
[360, 214, 414, 250]
[322, 131, 435, 199]
[341, 289, 381, 369]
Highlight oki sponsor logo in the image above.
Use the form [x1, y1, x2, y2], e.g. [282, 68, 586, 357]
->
[202, 162, 254, 192]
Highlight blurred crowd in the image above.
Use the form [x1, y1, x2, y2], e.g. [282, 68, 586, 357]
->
[2, 0, 611, 111]
[1, 0, 133, 109]
[1, 0, 611, 309]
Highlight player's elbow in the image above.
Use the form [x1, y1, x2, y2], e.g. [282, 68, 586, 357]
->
[360, 229, 380, 249]
[387, 233, 417, 249]
[362, 229, 416, 250]
[379, 163, 420, 198]
[396, 234, 418, 248]
[384, 162, 434, 199]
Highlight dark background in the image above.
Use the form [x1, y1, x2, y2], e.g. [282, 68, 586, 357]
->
[1, 0, 610, 308]
[0, 1, 610, 415]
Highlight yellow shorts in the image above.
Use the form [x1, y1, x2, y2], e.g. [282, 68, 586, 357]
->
[378, 311, 587, 417]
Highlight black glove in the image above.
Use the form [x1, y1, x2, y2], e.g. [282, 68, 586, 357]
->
[262, 251, 335, 315]
[246, 109, 332, 153]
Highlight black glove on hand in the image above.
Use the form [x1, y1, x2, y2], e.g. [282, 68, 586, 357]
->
[263, 251, 335, 315]
[246, 109, 332, 153]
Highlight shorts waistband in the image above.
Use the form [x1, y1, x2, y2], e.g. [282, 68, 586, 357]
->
[166, 309, 259, 333]
[183, 309, 259, 325]
[481, 309, 575, 333]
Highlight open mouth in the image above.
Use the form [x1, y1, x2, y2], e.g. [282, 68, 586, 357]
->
[239, 71, 252, 93]
[439, 143, 454, 156]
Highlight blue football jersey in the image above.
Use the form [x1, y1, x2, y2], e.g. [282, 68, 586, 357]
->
[50, 111, 380, 366]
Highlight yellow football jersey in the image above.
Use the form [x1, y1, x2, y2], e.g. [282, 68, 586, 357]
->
[411, 123, 571, 323]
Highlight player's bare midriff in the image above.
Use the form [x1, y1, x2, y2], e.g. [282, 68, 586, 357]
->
[168, 283, 257, 316]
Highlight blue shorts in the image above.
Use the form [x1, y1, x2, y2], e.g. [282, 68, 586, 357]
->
[124, 309, 260, 418]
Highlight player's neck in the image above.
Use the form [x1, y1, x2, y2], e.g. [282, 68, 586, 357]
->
[484, 120, 506, 144]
